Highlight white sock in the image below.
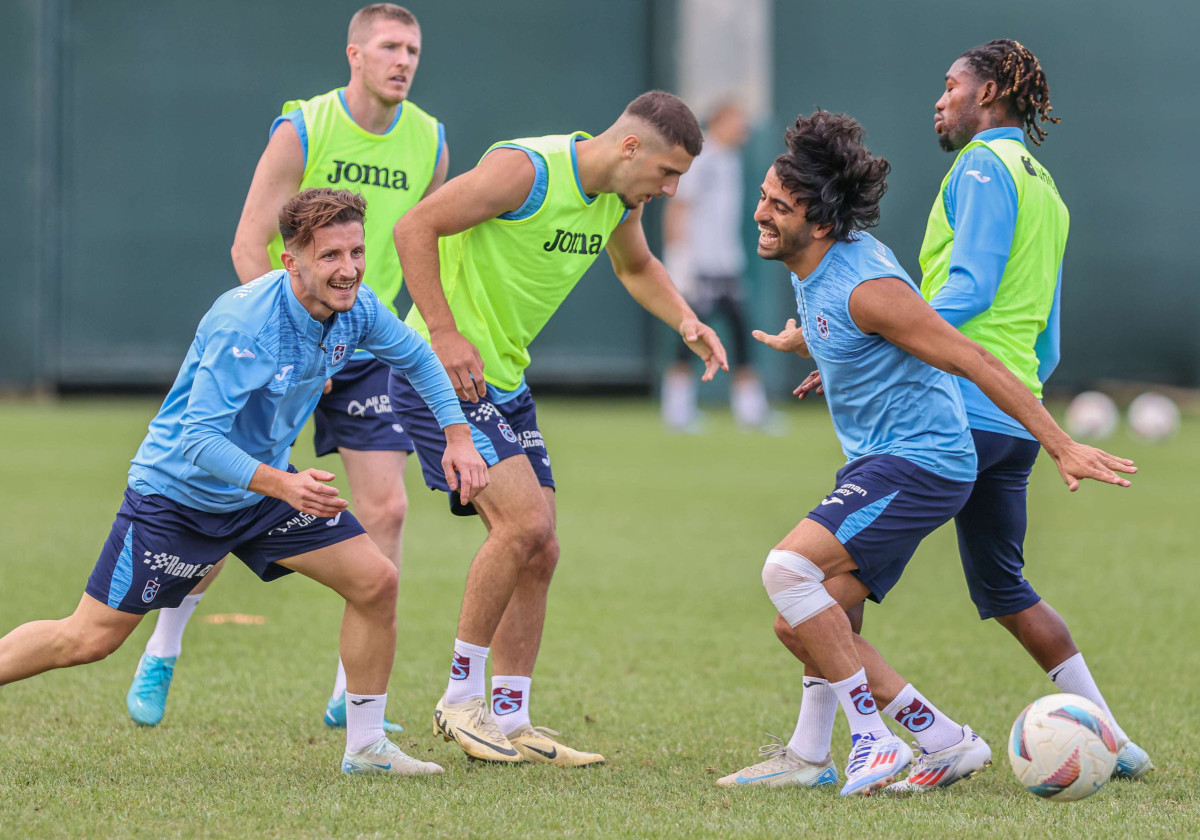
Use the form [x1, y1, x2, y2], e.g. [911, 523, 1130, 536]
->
[661, 368, 697, 429]
[732, 377, 769, 427]
[882, 683, 963, 753]
[144, 593, 204, 658]
[787, 676, 838, 763]
[330, 659, 347, 704]
[830, 669, 890, 741]
[1047, 652, 1128, 743]
[345, 692, 387, 752]
[491, 675, 532, 736]
[445, 639, 489, 703]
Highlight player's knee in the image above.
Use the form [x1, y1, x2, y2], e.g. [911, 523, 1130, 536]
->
[61, 621, 124, 665]
[500, 512, 555, 562]
[354, 555, 399, 611]
[762, 549, 837, 628]
[524, 534, 560, 582]
[357, 490, 409, 534]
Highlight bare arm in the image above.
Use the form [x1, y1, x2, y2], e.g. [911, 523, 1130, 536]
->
[393, 147, 534, 401]
[606, 206, 729, 381]
[230, 122, 305, 284]
[849, 276, 1134, 490]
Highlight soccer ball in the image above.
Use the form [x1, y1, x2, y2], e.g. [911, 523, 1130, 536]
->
[1008, 693, 1119, 802]
[1065, 391, 1119, 440]
[1127, 392, 1180, 442]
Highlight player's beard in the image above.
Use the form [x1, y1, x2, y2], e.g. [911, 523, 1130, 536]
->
[617, 193, 639, 210]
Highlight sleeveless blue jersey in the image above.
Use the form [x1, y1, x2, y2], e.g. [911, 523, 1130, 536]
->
[792, 233, 977, 482]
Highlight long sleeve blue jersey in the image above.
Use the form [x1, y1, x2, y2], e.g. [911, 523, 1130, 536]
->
[129, 271, 464, 512]
[928, 127, 1062, 441]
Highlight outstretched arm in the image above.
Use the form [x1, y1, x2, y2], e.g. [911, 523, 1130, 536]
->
[394, 148, 533, 402]
[849, 276, 1135, 490]
[606, 205, 729, 381]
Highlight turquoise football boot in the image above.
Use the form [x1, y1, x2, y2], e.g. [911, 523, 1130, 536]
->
[126, 653, 177, 727]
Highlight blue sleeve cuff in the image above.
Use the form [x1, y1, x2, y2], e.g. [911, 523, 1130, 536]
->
[494, 145, 548, 221]
[270, 109, 308, 169]
[433, 122, 446, 180]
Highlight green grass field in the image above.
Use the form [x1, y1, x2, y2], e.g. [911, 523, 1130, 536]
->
[0, 397, 1197, 838]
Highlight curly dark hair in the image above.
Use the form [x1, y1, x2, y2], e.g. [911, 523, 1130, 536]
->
[959, 39, 1059, 145]
[773, 111, 890, 242]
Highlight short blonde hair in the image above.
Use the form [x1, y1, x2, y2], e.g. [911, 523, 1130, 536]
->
[347, 4, 418, 45]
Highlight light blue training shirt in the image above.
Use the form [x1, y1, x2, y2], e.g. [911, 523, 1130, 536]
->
[129, 270, 464, 512]
[928, 126, 1062, 441]
[792, 233, 977, 482]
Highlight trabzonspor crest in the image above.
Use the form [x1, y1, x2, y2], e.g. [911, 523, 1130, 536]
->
[492, 687, 523, 716]
[817, 313, 830, 339]
[849, 682, 877, 715]
[896, 699, 935, 732]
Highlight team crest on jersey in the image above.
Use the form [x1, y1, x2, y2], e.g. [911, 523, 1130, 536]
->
[497, 421, 518, 443]
[331, 344, 347, 365]
[141, 579, 161, 604]
[816, 313, 830, 339]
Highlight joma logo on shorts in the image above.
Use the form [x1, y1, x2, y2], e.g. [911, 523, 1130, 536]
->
[543, 229, 603, 255]
[326, 160, 410, 190]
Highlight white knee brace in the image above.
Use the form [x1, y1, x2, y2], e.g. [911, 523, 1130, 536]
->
[762, 549, 837, 627]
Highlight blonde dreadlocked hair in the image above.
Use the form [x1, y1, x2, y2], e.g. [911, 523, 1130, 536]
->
[960, 39, 1060, 145]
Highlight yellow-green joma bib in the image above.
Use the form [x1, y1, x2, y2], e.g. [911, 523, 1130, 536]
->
[919, 138, 1069, 398]
[267, 88, 441, 315]
[406, 133, 628, 391]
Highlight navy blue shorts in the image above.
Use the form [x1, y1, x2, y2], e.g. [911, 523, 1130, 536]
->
[313, 355, 415, 457]
[85, 482, 366, 614]
[955, 429, 1043, 619]
[806, 455, 974, 603]
[388, 373, 554, 516]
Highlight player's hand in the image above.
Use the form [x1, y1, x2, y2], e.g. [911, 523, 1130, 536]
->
[1050, 441, 1136, 491]
[793, 370, 824, 400]
[323, 378, 333, 395]
[441, 424, 489, 504]
[679, 318, 729, 382]
[753, 319, 811, 358]
[431, 329, 487, 402]
[279, 469, 349, 517]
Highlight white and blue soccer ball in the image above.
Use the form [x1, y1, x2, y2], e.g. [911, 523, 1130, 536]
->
[1008, 693, 1119, 802]
[1065, 391, 1119, 440]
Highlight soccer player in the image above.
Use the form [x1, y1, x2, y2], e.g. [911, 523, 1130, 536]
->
[0, 189, 487, 776]
[127, 3, 446, 731]
[661, 102, 772, 432]
[716, 111, 1133, 796]
[389, 91, 728, 766]
[775, 40, 1151, 791]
